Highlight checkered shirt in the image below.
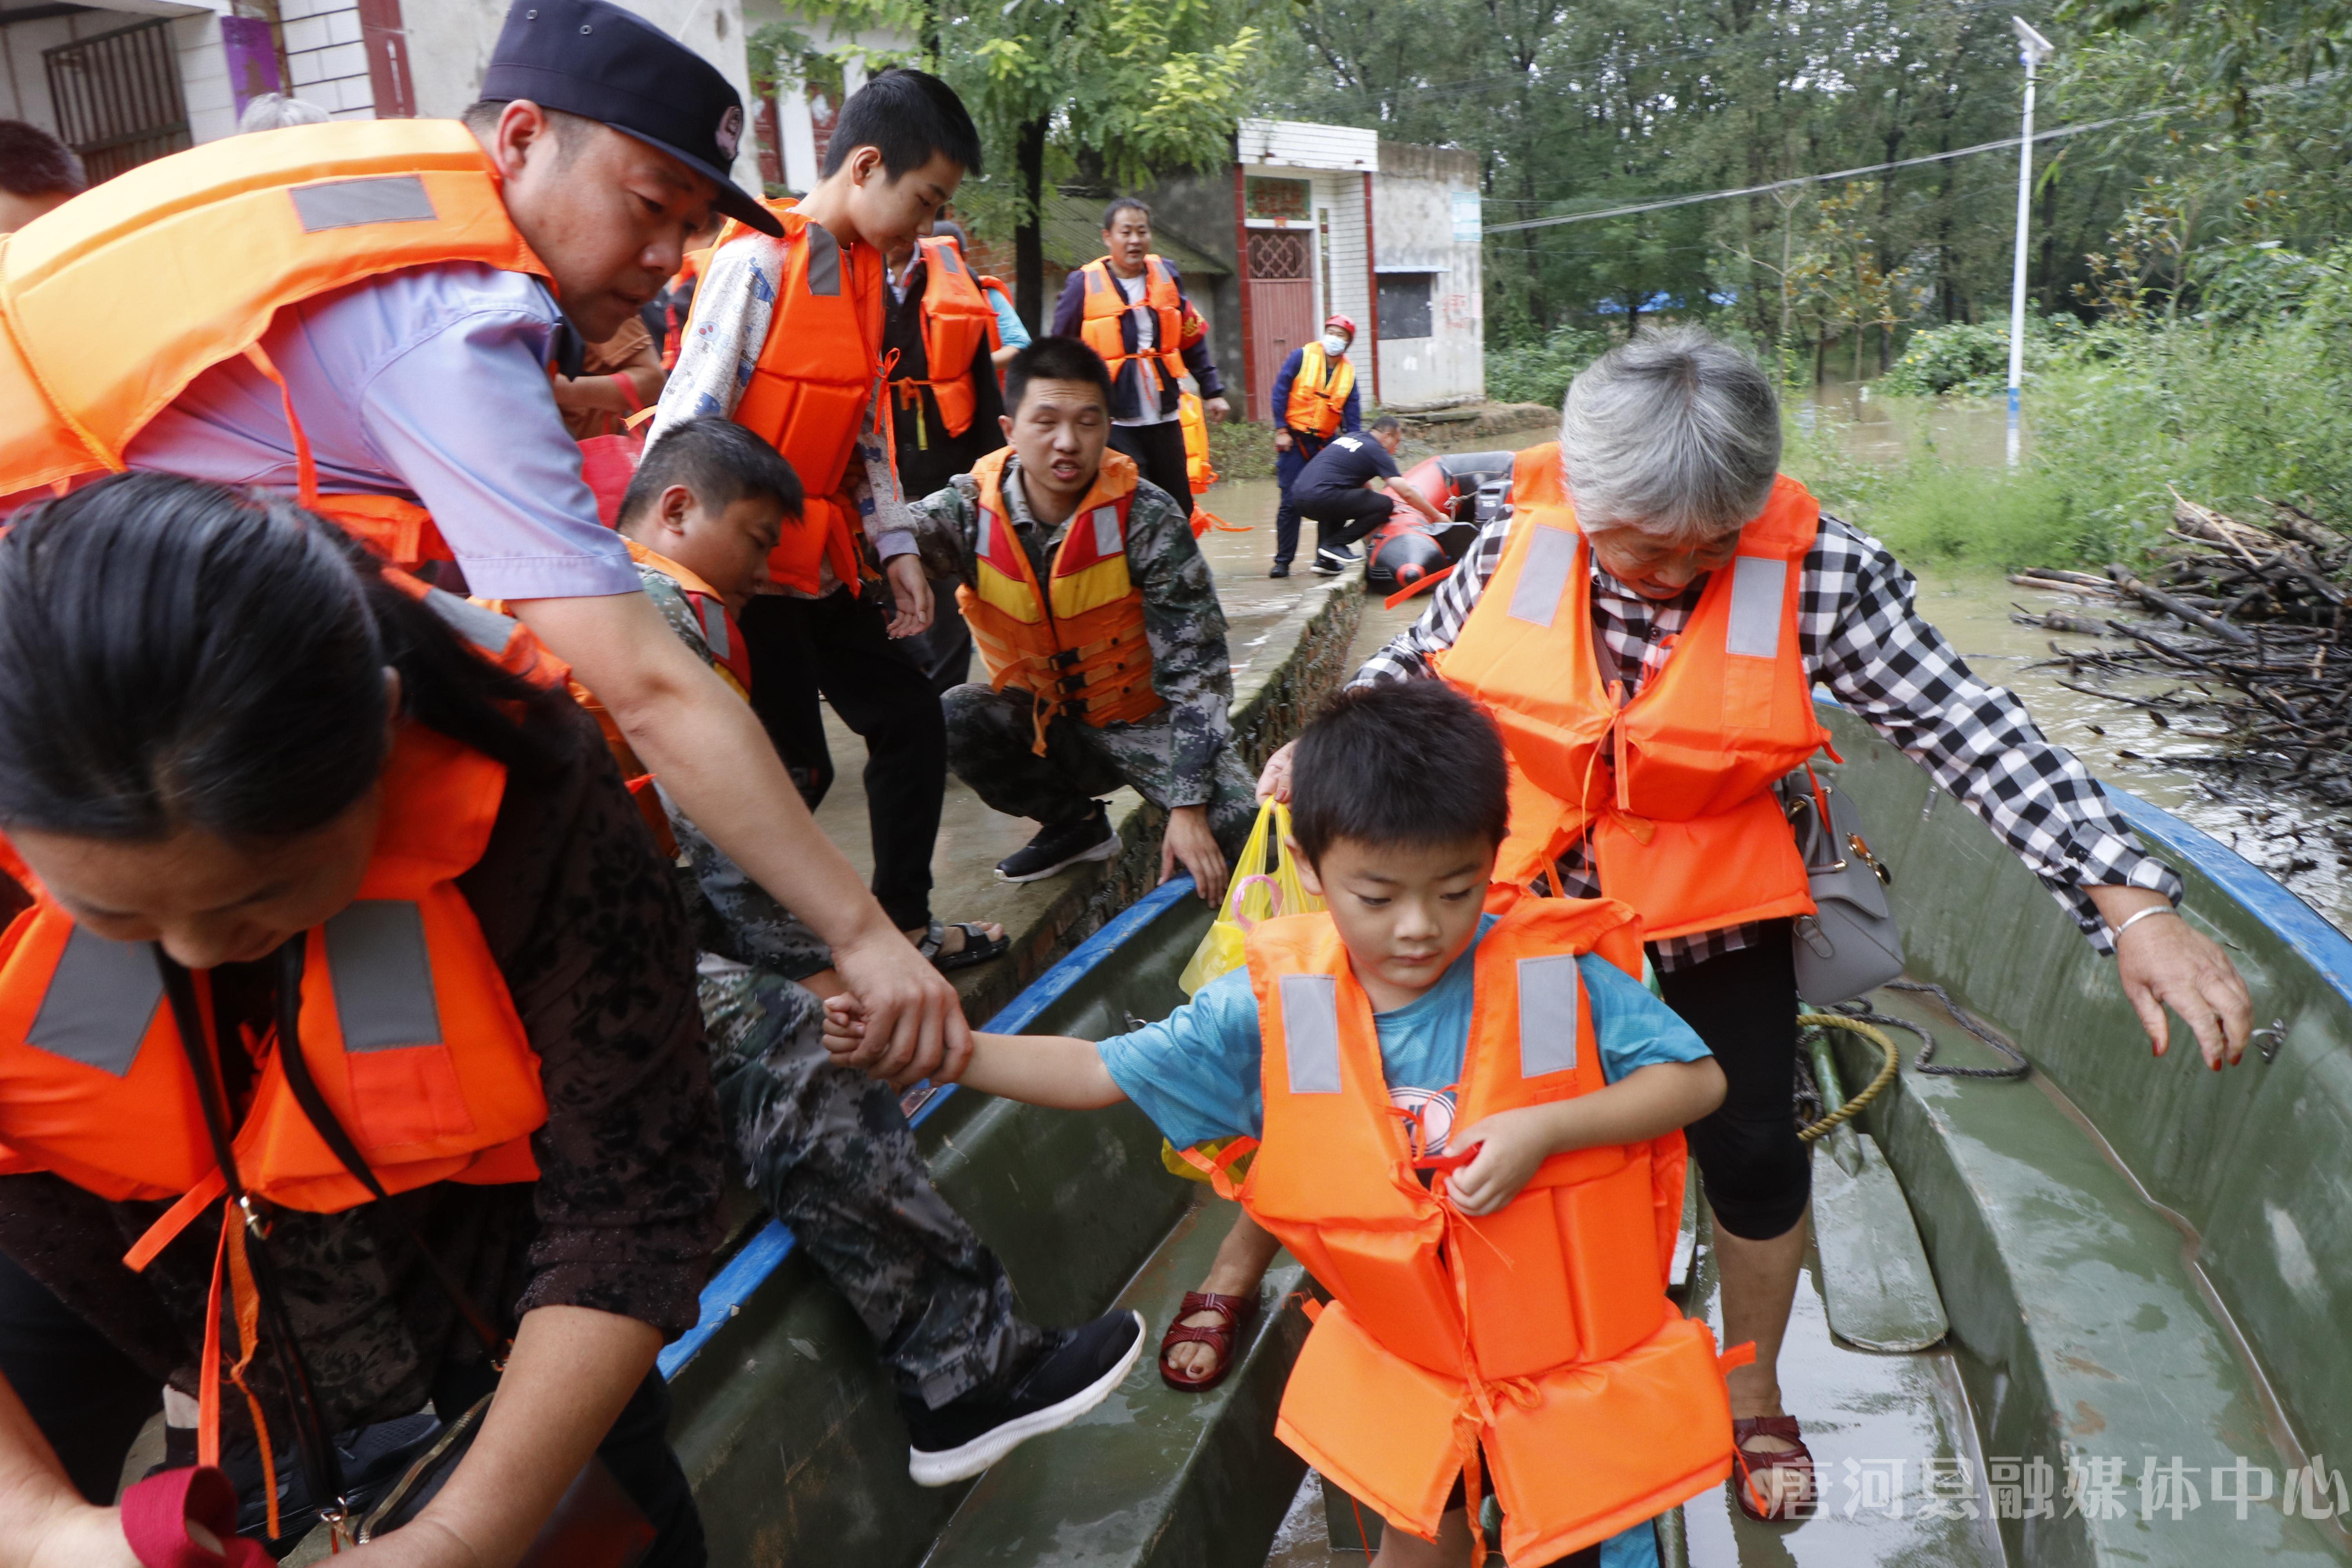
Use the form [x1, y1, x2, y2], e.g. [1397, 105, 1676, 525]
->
[1353, 511, 2181, 969]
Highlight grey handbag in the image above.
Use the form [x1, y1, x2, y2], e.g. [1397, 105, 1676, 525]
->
[1780, 770, 1905, 1004]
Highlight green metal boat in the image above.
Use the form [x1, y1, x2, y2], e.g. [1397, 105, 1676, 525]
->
[657, 702, 2352, 1567]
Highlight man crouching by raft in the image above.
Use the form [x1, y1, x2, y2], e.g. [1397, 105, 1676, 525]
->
[0, 478, 723, 1564]
[904, 337, 1257, 899]
[1257, 325, 2255, 1524]
[828, 681, 1737, 1568]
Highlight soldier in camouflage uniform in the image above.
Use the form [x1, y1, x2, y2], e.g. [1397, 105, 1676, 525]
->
[906, 337, 1255, 897]
[615, 421, 1142, 1477]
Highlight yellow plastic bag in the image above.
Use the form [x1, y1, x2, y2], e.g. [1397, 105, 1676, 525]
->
[1162, 800, 1325, 1182]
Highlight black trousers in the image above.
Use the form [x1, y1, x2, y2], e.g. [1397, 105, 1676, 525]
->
[737, 586, 946, 933]
[1650, 921, 1811, 1241]
[0, 1252, 705, 1563]
[1296, 487, 1394, 555]
[1270, 434, 1328, 566]
[1109, 419, 1193, 516]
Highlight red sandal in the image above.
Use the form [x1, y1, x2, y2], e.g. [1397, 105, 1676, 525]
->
[1157, 1289, 1259, 1392]
[1731, 1414, 1816, 1521]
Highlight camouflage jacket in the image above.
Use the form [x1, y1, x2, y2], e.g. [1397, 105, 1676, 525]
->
[636, 559, 834, 982]
[906, 457, 1236, 806]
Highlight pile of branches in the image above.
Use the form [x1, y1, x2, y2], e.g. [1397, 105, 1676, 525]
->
[2011, 492, 2352, 804]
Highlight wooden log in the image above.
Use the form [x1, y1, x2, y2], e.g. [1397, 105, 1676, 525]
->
[2107, 563, 2255, 646]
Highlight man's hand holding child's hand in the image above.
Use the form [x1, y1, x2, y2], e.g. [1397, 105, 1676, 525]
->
[824, 993, 970, 1089]
[1441, 1107, 1555, 1217]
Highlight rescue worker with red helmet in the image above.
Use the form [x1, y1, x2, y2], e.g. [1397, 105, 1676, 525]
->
[650, 69, 1008, 974]
[0, 475, 724, 1564]
[1268, 315, 1364, 578]
[1257, 326, 2256, 1523]
[823, 679, 1740, 1568]
[1050, 197, 1231, 526]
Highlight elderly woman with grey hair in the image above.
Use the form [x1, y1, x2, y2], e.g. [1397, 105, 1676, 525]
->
[1254, 325, 2249, 1528]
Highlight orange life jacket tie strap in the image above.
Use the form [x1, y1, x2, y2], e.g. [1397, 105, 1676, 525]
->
[220, 1217, 284, 1540]
[240, 344, 319, 512]
[154, 949, 351, 1530]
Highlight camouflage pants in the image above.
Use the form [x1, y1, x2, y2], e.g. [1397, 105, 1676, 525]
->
[940, 685, 1258, 855]
[697, 964, 1046, 1410]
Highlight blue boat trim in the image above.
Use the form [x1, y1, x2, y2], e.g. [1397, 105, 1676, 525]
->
[2107, 789, 2352, 1010]
[659, 875, 1200, 1379]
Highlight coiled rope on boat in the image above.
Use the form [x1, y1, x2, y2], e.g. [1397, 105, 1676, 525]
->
[1795, 1014, 1900, 1144]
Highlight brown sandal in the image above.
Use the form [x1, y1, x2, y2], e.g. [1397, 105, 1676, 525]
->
[1731, 1414, 1816, 1521]
[1157, 1289, 1259, 1392]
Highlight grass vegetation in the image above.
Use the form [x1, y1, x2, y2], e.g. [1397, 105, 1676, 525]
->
[1786, 249, 2352, 571]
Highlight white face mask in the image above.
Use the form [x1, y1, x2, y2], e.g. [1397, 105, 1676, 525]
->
[1319, 334, 1349, 358]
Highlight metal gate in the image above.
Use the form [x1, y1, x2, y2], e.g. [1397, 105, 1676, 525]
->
[1246, 229, 1315, 419]
[45, 18, 191, 184]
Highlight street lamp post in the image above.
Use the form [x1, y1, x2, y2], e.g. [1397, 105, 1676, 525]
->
[2007, 15, 2055, 467]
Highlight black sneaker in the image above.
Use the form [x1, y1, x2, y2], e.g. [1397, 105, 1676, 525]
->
[901, 1309, 1147, 1485]
[1312, 548, 1350, 575]
[1268, 562, 1290, 578]
[995, 804, 1120, 883]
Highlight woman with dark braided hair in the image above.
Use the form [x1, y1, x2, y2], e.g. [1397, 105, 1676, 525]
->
[0, 474, 724, 1567]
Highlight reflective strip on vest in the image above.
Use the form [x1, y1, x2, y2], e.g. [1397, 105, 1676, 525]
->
[697, 599, 731, 661]
[1726, 557, 1786, 658]
[323, 900, 443, 1052]
[1516, 954, 1581, 1078]
[424, 589, 519, 661]
[25, 929, 163, 1077]
[804, 224, 841, 297]
[290, 176, 437, 233]
[1279, 975, 1343, 1094]
[1091, 506, 1121, 558]
[1507, 525, 1580, 628]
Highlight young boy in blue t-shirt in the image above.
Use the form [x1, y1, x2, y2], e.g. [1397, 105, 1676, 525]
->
[827, 681, 1736, 1567]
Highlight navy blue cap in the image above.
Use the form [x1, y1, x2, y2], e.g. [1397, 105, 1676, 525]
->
[481, 0, 782, 237]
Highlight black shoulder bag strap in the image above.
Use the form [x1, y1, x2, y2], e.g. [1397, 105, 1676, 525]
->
[154, 951, 349, 1520]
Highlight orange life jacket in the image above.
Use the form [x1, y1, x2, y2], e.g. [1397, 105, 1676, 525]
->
[621, 538, 752, 698]
[1076, 256, 1184, 395]
[1284, 341, 1356, 439]
[0, 120, 548, 568]
[1232, 894, 1735, 1563]
[718, 202, 884, 595]
[954, 446, 1163, 753]
[0, 723, 546, 1220]
[1437, 445, 1831, 940]
[889, 234, 999, 445]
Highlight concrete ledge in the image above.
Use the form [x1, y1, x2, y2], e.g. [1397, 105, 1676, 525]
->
[946, 572, 1363, 1027]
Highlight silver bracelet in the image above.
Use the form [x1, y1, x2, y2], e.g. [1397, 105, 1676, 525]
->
[2109, 904, 2180, 944]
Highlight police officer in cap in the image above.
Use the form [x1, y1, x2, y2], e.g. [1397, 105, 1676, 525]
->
[100, 0, 974, 1116]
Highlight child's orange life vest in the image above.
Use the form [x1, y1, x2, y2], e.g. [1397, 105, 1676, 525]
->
[954, 446, 1164, 753]
[715, 203, 885, 595]
[0, 120, 548, 569]
[889, 234, 1000, 444]
[1284, 341, 1355, 439]
[1232, 895, 1735, 1564]
[1076, 255, 1185, 393]
[0, 724, 546, 1221]
[1437, 444, 1832, 938]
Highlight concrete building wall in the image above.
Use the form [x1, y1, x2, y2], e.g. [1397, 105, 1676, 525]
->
[1139, 167, 1242, 397]
[171, 9, 241, 142]
[1236, 117, 1375, 174]
[0, 5, 239, 153]
[278, 0, 374, 118]
[1372, 139, 1483, 407]
[404, 0, 760, 194]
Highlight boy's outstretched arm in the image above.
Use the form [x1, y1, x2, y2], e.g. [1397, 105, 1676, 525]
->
[1446, 1057, 1727, 1218]
[824, 997, 1128, 1108]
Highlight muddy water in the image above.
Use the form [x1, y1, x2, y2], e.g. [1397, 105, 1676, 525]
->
[1196, 403, 2352, 932]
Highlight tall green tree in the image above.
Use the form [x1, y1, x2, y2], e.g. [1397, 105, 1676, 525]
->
[787, 0, 1265, 327]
